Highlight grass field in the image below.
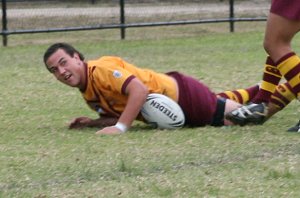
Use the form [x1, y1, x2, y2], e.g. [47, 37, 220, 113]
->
[1, 25, 300, 197]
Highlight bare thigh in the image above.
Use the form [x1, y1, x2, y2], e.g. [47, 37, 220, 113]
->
[264, 13, 300, 62]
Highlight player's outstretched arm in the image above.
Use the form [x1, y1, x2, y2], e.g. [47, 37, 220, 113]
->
[69, 116, 118, 129]
[96, 78, 148, 135]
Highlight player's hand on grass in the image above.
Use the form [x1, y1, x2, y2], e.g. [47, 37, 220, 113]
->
[95, 126, 123, 135]
[68, 117, 93, 129]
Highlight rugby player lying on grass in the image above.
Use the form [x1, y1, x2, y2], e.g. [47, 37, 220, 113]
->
[43, 43, 296, 135]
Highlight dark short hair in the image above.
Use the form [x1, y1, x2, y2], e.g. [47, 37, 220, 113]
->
[43, 43, 85, 71]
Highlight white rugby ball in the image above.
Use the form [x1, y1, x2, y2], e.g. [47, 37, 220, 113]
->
[141, 93, 185, 129]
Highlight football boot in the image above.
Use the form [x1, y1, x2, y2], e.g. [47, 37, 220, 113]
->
[225, 103, 268, 126]
[287, 120, 300, 132]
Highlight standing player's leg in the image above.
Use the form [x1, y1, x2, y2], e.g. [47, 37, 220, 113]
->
[268, 82, 296, 117]
[266, 14, 300, 97]
[225, 1, 300, 126]
[251, 57, 282, 104]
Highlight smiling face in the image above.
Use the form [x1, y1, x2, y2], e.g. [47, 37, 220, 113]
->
[45, 48, 86, 90]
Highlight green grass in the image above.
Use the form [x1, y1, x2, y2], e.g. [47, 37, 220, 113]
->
[1, 27, 300, 197]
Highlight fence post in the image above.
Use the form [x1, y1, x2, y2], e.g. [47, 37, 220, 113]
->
[2, 0, 8, 46]
[229, 0, 234, 32]
[120, 0, 125, 39]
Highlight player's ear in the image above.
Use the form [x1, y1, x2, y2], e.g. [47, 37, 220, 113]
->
[73, 52, 80, 59]
[73, 52, 83, 66]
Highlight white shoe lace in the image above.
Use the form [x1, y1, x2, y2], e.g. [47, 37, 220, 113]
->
[234, 106, 254, 118]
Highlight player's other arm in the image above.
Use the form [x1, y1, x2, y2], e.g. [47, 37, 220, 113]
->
[96, 78, 148, 135]
[68, 116, 118, 129]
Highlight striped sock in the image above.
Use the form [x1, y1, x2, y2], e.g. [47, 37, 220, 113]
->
[251, 56, 282, 103]
[217, 84, 259, 104]
[269, 82, 296, 110]
[277, 52, 300, 98]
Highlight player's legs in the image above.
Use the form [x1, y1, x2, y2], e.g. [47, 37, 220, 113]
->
[264, 13, 300, 98]
[268, 82, 296, 117]
[217, 84, 259, 104]
[225, 82, 296, 126]
[213, 81, 296, 126]
[269, 82, 299, 132]
[218, 84, 267, 126]
[226, 12, 300, 126]
[265, 13, 300, 131]
[223, 99, 242, 126]
[212, 97, 267, 126]
[264, 13, 300, 63]
[251, 56, 281, 104]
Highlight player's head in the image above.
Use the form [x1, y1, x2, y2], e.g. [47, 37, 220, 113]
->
[43, 43, 86, 89]
[43, 43, 84, 68]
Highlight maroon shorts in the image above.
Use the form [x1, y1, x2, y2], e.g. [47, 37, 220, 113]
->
[270, 0, 300, 21]
[167, 72, 218, 127]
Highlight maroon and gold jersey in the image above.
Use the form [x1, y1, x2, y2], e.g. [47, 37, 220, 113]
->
[81, 56, 177, 119]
